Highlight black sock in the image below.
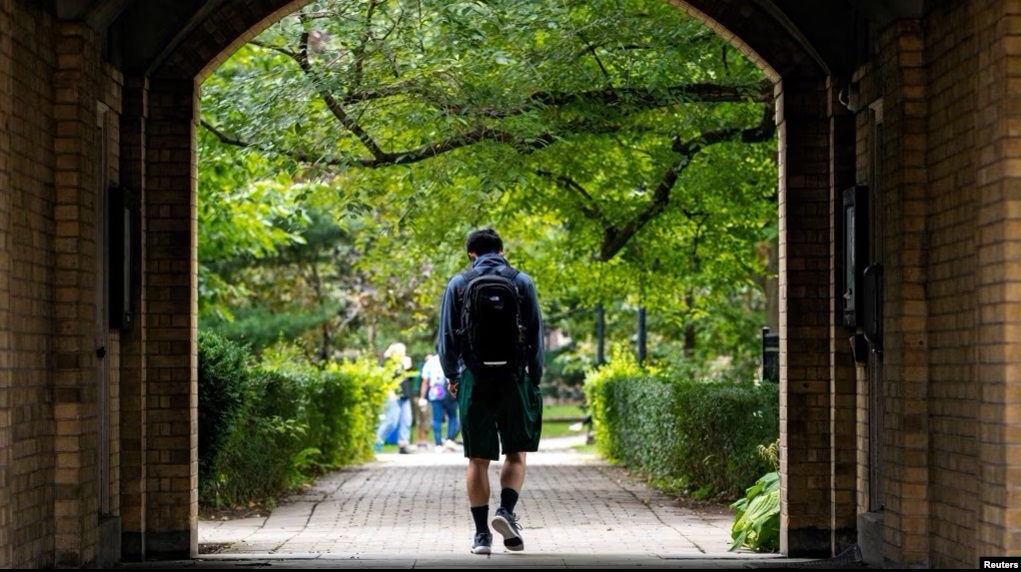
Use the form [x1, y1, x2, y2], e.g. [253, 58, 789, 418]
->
[500, 488, 519, 513]
[471, 505, 490, 534]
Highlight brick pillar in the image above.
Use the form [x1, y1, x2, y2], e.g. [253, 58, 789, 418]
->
[119, 75, 148, 561]
[144, 77, 198, 559]
[7, 4, 59, 567]
[777, 75, 834, 557]
[975, 1, 1021, 559]
[52, 21, 102, 568]
[827, 75, 858, 554]
[0, 2, 13, 568]
[876, 21, 930, 567]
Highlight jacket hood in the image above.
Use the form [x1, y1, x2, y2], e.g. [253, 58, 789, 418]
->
[471, 252, 510, 271]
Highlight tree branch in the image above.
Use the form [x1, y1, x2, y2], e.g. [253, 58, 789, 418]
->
[351, 0, 381, 90]
[536, 169, 613, 228]
[573, 41, 650, 60]
[249, 39, 297, 59]
[296, 22, 387, 160]
[596, 103, 776, 261]
[212, 23, 775, 183]
[578, 32, 614, 88]
[201, 119, 325, 164]
[453, 80, 772, 119]
[572, 30, 718, 60]
[251, 35, 769, 115]
[682, 208, 709, 267]
[200, 119, 555, 168]
[249, 39, 423, 106]
[358, 127, 556, 167]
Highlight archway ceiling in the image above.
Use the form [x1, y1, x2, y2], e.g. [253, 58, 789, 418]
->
[49, 0, 924, 81]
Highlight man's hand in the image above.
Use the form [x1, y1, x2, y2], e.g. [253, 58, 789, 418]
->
[447, 379, 459, 398]
[417, 397, 428, 411]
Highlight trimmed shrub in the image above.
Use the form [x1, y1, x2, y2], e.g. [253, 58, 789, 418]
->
[197, 331, 251, 484]
[670, 381, 779, 497]
[198, 338, 395, 508]
[311, 359, 394, 466]
[584, 352, 778, 500]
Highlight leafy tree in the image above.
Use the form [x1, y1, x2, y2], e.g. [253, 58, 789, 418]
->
[198, 0, 778, 365]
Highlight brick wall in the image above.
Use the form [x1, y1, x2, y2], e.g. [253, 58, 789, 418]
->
[924, 3, 981, 568]
[3, 2, 58, 568]
[875, 20, 932, 567]
[0, 3, 130, 567]
[971, 0, 1021, 561]
[846, 2, 1021, 567]
[0, 1, 14, 568]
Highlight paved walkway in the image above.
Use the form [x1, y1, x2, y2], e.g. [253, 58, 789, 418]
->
[129, 436, 820, 568]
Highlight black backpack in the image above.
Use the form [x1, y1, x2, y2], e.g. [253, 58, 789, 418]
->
[457, 265, 525, 377]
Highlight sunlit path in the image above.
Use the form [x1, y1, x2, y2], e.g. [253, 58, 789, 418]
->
[168, 437, 813, 568]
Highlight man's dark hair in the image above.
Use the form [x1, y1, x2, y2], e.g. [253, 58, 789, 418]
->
[465, 227, 503, 255]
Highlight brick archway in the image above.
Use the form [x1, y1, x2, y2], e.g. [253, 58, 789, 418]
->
[134, 0, 847, 561]
[16, 1, 1021, 568]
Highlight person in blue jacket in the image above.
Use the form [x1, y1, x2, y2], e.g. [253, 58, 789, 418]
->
[437, 227, 544, 555]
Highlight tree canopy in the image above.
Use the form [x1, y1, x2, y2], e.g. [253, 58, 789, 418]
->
[198, 0, 778, 369]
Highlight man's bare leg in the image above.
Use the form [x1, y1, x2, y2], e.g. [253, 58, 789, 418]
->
[467, 457, 491, 505]
[492, 451, 526, 551]
[500, 451, 526, 491]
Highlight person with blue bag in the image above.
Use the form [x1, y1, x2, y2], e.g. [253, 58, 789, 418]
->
[420, 352, 461, 452]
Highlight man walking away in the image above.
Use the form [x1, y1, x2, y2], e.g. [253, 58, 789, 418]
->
[437, 227, 544, 555]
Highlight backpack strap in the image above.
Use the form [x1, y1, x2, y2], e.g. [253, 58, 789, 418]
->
[458, 268, 480, 304]
[497, 265, 519, 281]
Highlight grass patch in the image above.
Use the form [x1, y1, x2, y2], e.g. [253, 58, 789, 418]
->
[542, 420, 581, 438]
[544, 403, 587, 420]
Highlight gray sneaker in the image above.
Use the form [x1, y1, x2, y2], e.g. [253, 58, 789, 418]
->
[491, 508, 523, 551]
[471, 531, 492, 555]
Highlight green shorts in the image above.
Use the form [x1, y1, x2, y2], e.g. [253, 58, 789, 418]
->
[458, 368, 543, 460]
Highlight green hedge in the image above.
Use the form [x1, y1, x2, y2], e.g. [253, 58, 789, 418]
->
[584, 354, 778, 500]
[197, 331, 250, 485]
[309, 360, 392, 466]
[198, 332, 393, 507]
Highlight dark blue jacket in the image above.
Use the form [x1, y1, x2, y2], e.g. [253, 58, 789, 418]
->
[437, 252, 544, 385]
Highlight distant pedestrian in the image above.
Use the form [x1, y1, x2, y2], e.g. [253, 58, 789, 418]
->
[412, 355, 431, 449]
[420, 353, 460, 452]
[376, 342, 414, 454]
